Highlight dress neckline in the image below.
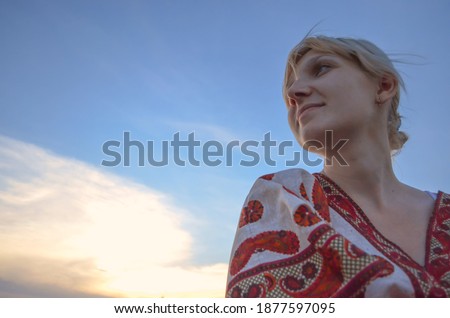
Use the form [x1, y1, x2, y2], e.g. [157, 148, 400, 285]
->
[312, 172, 441, 271]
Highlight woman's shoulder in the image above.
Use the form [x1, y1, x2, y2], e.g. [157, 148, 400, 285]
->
[424, 191, 437, 200]
[245, 168, 324, 206]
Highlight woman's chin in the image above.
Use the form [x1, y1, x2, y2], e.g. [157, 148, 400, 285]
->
[298, 125, 328, 146]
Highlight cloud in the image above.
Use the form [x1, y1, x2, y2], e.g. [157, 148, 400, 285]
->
[0, 135, 227, 297]
[161, 120, 243, 143]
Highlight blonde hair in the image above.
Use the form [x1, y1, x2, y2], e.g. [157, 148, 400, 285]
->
[283, 35, 408, 152]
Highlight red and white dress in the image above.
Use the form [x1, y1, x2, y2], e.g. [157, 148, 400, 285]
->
[226, 169, 450, 297]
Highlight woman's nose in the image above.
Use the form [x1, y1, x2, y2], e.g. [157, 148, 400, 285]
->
[286, 80, 312, 106]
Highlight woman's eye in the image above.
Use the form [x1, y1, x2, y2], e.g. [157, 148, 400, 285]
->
[315, 64, 330, 76]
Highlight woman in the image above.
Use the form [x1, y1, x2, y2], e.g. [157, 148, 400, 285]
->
[226, 35, 449, 297]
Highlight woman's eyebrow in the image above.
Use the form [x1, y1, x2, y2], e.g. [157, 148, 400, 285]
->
[299, 55, 332, 72]
[292, 55, 336, 80]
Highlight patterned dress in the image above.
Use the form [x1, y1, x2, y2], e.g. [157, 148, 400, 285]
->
[226, 169, 450, 297]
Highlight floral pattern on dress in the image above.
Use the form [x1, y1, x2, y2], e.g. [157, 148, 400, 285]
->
[239, 200, 264, 228]
[229, 230, 300, 276]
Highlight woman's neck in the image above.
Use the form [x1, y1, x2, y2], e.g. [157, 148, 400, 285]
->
[321, 137, 402, 209]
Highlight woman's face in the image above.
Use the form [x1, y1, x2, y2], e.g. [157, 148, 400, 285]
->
[286, 49, 380, 155]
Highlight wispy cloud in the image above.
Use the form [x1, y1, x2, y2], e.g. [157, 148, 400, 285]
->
[161, 120, 244, 143]
[0, 136, 227, 297]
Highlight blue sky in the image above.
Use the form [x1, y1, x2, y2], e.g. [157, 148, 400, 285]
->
[0, 0, 449, 297]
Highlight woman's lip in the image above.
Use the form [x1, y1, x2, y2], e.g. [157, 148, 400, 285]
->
[298, 103, 325, 119]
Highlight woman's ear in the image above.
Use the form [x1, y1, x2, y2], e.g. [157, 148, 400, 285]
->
[377, 73, 397, 103]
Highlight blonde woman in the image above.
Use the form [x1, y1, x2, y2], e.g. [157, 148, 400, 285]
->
[226, 36, 449, 297]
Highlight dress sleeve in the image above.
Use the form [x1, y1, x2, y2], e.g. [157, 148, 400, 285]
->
[225, 170, 394, 298]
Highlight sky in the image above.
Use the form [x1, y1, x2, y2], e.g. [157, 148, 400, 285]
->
[0, 0, 449, 297]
